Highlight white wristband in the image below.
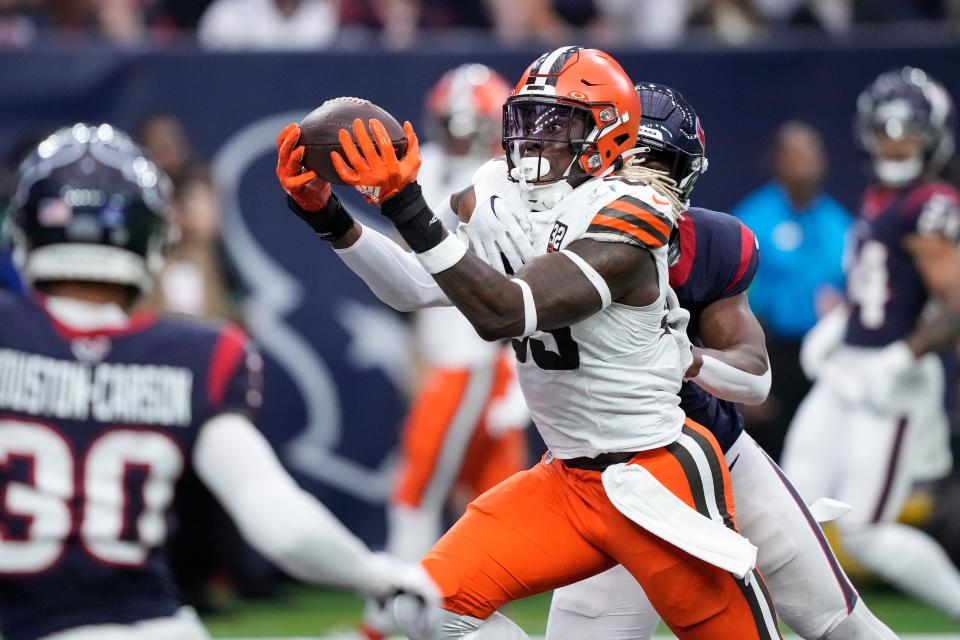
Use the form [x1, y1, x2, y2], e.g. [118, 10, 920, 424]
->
[512, 278, 537, 337]
[560, 249, 612, 309]
[416, 233, 468, 274]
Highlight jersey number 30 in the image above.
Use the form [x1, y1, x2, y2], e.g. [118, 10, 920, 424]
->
[0, 419, 184, 574]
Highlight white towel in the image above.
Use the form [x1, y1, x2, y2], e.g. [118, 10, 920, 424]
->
[808, 497, 853, 523]
[601, 462, 757, 579]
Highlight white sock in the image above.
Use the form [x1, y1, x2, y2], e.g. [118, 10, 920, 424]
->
[822, 598, 898, 640]
[361, 597, 396, 634]
[395, 598, 530, 640]
[843, 522, 960, 619]
[461, 612, 532, 640]
[364, 504, 443, 633]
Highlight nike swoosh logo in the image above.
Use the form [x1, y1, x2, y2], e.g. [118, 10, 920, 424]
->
[652, 194, 670, 206]
[727, 454, 740, 472]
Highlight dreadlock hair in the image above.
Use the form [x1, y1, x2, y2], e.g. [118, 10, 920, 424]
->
[616, 157, 686, 224]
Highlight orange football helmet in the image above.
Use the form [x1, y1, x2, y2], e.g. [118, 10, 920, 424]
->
[425, 64, 511, 157]
[503, 46, 641, 184]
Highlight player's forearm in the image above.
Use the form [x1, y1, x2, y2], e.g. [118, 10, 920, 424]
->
[333, 222, 452, 311]
[906, 305, 960, 357]
[376, 182, 533, 339]
[379, 184, 614, 339]
[329, 220, 362, 249]
[903, 237, 960, 357]
[697, 343, 768, 376]
[691, 293, 770, 402]
[691, 346, 771, 405]
[431, 248, 529, 340]
[193, 413, 386, 594]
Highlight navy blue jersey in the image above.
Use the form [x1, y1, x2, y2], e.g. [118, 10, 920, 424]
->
[670, 207, 760, 452]
[0, 292, 262, 640]
[845, 179, 960, 348]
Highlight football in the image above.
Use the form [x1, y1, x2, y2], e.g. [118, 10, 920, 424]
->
[298, 97, 407, 184]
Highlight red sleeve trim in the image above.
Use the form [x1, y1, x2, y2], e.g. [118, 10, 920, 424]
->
[669, 214, 697, 288]
[724, 222, 756, 293]
[903, 182, 955, 214]
[207, 324, 248, 407]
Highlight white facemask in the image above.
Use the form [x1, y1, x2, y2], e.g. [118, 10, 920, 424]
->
[519, 180, 574, 211]
[873, 155, 923, 187]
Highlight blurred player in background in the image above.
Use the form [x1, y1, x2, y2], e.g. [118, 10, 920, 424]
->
[544, 83, 895, 640]
[0, 124, 436, 640]
[784, 67, 960, 622]
[360, 63, 530, 640]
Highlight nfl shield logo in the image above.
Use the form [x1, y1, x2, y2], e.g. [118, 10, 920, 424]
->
[71, 336, 112, 363]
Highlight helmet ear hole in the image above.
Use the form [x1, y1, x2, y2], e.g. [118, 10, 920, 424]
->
[614, 133, 629, 146]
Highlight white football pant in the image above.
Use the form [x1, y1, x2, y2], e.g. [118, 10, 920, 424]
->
[783, 348, 960, 619]
[39, 607, 210, 640]
[547, 431, 896, 639]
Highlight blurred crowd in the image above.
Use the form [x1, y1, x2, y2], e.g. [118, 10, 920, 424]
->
[0, 0, 959, 48]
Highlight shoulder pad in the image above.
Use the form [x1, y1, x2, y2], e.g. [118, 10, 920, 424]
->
[585, 192, 673, 249]
[470, 158, 510, 190]
[905, 182, 960, 242]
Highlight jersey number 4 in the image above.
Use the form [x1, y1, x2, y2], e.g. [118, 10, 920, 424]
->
[847, 240, 890, 329]
[512, 328, 580, 370]
[0, 419, 184, 575]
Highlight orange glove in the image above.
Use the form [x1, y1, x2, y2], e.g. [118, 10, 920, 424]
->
[330, 118, 421, 204]
[276, 123, 331, 212]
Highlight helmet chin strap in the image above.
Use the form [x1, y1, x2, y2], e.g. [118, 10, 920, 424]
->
[874, 155, 923, 187]
[509, 153, 577, 211]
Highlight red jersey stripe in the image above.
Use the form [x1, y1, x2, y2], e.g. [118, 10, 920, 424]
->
[724, 222, 756, 293]
[669, 214, 697, 288]
[207, 324, 248, 407]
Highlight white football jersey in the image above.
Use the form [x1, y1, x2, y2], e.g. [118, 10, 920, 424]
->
[471, 159, 685, 458]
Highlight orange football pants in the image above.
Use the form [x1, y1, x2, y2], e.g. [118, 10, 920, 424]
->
[394, 350, 527, 509]
[421, 419, 782, 640]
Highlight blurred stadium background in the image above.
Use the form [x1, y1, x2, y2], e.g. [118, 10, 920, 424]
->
[2, 0, 960, 637]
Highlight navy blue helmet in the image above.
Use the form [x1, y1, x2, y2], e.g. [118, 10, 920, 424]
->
[634, 82, 708, 203]
[856, 67, 955, 186]
[8, 124, 172, 293]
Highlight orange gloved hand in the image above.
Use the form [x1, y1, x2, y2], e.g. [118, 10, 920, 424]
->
[276, 122, 331, 212]
[330, 118, 421, 204]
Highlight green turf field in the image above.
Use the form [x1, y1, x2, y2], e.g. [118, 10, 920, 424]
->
[203, 584, 960, 638]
